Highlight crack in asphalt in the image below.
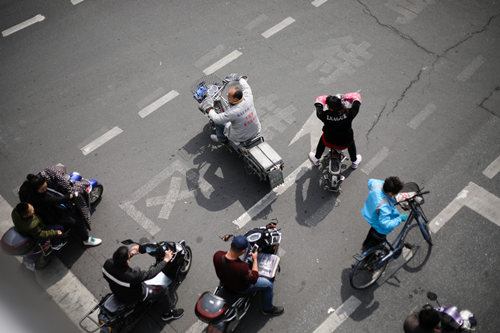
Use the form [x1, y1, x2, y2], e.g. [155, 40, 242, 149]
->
[356, 0, 500, 138]
[366, 101, 388, 141]
[355, 0, 435, 55]
[478, 86, 500, 117]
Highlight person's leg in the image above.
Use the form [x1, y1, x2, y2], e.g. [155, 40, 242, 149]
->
[44, 224, 65, 249]
[362, 227, 386, 252]
[314, 137, 326, 159]
[215, 123, 228, 142]
[245, 277, 274, 311]
[56, 211, 89, 241]
[347, 142, 357, 162]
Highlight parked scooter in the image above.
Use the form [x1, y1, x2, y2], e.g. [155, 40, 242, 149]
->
[80, 239, 192, 333]
[192, 74, 284, 189]
[195, 221, 281, 333]
[425, 292, 477, 332]
[0, 169, 103, 270]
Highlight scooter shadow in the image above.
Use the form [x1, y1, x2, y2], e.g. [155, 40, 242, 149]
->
[295, 166, 355, 227]
[179, 126, 271, 213]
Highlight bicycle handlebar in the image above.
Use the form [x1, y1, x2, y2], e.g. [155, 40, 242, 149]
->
[395, 190, 429, 205]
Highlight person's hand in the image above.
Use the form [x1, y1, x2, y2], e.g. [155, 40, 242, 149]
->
[129, 245, 140, 257]
[57, 230, 63, 236]
[251, 249, 258, 262]
[400, 213, 408, 222]
[223, 73, 243, 83]
[69, 193, 74, 199]
[199, 96, 214, 113]
[163, 250, 173, 262]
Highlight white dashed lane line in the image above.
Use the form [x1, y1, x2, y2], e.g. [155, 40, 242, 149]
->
[138, 90, 179, 119]
[360, 146, 389, 175]
[203, 50, 243, 75]
[2, 14, 45, 37]
[407, 103, 436, 130]
[312, 296, 362, 333]
[261, 17, 295, 39]
[457, 55, 485, 82]
[80, 126, 123, 156]
[483, 154, 500, 179]
[71, 0, 84, 5]
[312, 0, 329, 7]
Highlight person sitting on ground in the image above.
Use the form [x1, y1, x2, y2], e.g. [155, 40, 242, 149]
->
[309, 93, 362, 169]
[404, 306, 441, 333]
[102, 245, 184, 322]
[19, 173, 101, 246]
[11, 202, 65, 250]
[361, 176, 407, 251]
[200, 73, 261, 145]
[213, 235, 284, 316]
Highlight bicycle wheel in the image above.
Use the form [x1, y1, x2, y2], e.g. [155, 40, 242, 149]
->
[349, 247, 389, 289]
[415, 205, 433, 246]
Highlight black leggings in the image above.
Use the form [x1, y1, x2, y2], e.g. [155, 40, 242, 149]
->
[362, 227, 387, 252]
[314, 138, 357, 162]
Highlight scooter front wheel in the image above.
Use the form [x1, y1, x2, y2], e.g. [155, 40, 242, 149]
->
[89, 184, 104, 206]
[179, 246, 193, 275]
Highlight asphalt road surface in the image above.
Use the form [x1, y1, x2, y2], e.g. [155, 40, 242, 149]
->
[1, 0, 499, 332]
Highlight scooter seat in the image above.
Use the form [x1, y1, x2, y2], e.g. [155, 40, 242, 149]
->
[215, 286, 246, 305]
[102, 294, 136, 314]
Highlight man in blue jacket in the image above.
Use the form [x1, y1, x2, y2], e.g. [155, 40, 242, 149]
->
[361, 177, 407, 251]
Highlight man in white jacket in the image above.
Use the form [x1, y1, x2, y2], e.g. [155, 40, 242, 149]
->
[200, 74, 261, 145]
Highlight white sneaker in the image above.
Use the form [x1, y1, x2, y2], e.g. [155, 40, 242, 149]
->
[83, 236, 102, 246]
[351, 154, 362, 169]
[309, 152, 320, 166]
[210, 134, 219, 143]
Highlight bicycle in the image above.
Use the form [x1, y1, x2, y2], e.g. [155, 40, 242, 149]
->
[349, 182, 432, 289]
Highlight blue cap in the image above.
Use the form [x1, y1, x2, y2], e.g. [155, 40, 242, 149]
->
[231, 235, 249, 251]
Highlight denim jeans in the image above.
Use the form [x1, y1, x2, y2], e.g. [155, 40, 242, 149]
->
[215, 123, 228, 142]
[241, 277, 274, 311]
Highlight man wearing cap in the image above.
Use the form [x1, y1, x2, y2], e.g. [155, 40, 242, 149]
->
[213, 235, 284, 316]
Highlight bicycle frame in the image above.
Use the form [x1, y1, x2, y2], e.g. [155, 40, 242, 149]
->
[365, 204, 421, 267]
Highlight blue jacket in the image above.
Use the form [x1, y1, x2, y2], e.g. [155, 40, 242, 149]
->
[361, 179, 402, 235]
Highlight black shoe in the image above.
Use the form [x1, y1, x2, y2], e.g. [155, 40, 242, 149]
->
[262, 306, 284, 316]
[161, 308, 184, 322]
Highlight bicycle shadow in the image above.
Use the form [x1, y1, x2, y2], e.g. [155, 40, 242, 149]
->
[339, 268, 380, 321]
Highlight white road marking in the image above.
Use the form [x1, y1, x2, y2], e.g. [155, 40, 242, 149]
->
[361, 146, 389, 175]
[457, 55, 485, 82]
[312, 295, 362, 333]
[245, 14, 268, 30]
[2, 14, 45, 37]
[119, 160, 189, 235]
[483, 154, 500, 179]
[288, 110, 323, 151]
[71, 0, 84, 5]
[376, 246, 413, 286]
[407, 103, 436, 129]
[186, 320, 206, 333]
[261, 17, 295, 39]
[138, 90, 179, 118]
[233, 160, 312, 229]
[0, 196, 97, 333]
[312, 0, 328, 7]
[430, 182, 500, 233]
[203, 50, 243, 75]
[80, 126, 123, 155]
[153, 176, 181, 220]
[195, 44, 225, 68]
[80, 126, 123, 156]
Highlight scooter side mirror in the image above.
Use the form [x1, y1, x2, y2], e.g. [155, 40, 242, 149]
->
[121, 239, 135, 245]
[427, 292, 438, 301]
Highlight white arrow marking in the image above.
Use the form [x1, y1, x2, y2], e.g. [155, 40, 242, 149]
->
[430, 182, 500, 233]
[289, 110, 322, 151]
[483, 154, 500, 179]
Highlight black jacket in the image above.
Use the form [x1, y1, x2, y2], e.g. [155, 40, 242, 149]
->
[102, 253, 167, 303]
[316, 101, 360, 148]
[19, 182, 71, 223]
